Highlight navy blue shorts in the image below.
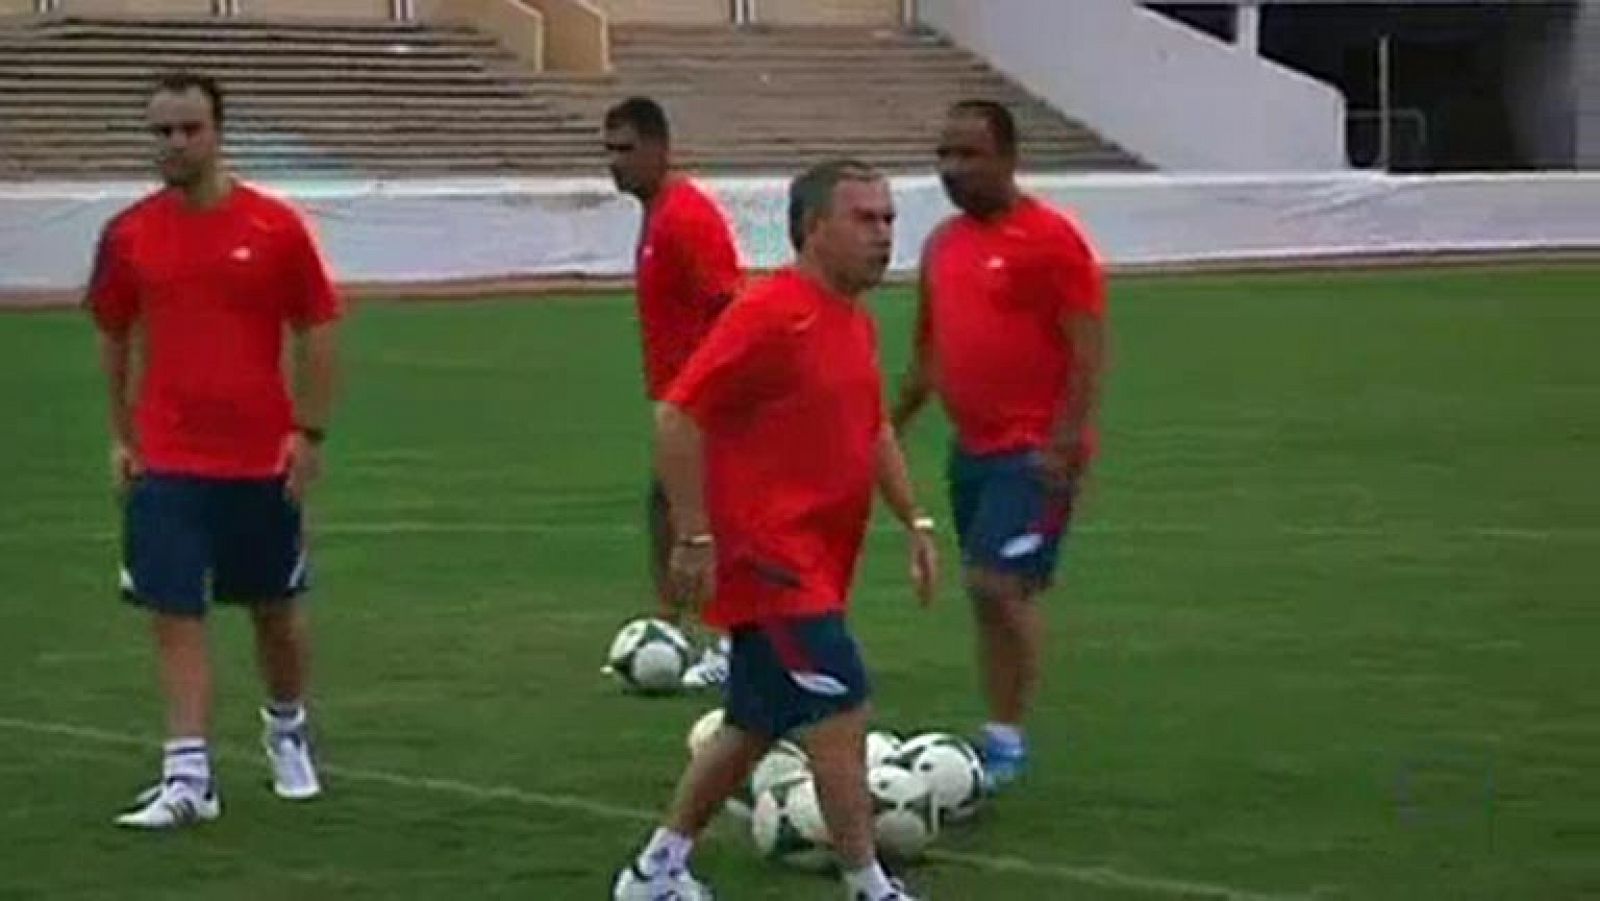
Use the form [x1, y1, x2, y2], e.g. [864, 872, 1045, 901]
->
[949, 448, 1077, 590]
[724, 613, 870, 740]
[121, 474, 308, 617]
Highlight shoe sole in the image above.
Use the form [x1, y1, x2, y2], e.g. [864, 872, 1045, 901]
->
[272, 783, 322, 801]
[113, 803, 221, 829]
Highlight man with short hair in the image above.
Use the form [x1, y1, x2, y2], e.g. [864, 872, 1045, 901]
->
[894, 99, 1109, 788]
[87, 70, 341, 828]
[612, 159, 937, 901]
[603, 95, 744, 689]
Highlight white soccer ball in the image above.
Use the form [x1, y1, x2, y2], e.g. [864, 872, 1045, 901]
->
[751, 772, 832, 871]
[686, 708, 725, 757]
[605, 618, 692, 693]
[868, 764, 940, 861]
[749, 740, 810, 799]
[895, 732, 986, 823]
[866, 730, 903, 769]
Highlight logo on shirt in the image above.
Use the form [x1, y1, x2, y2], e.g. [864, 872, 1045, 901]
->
[230, 246, 254, 262]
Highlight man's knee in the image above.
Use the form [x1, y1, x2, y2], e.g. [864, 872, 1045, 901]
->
[967, 568, 1033, 623]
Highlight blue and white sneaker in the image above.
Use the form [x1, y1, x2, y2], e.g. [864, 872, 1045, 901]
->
[261, 708, 321, 800]
[681, 638, 731, 691]
[849, 877, 921, 901]
[114, 778, 220, 829]
[980, 733, 1028, 791]
[612, 862, 715, 900]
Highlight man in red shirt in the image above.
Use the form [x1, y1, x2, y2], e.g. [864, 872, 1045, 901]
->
[612, 161, 937, 901]
[893, 100, 1108, 789]
[86, 72, 341, 829]
[604, 96, 744, 689]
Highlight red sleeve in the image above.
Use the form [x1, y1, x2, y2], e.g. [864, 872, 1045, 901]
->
[663, 289, 791, 428]
[667, 200, 743, 314]
[1048, 219, 1106, 320]
[283, 208, 340, 328]
[86, 216, 139, 335]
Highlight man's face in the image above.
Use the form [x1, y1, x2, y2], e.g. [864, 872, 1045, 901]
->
[937, 112, 1015, 217]
[605, 123, 667, 197]
[806, 177, 896, 295]
[147, 88, 220, 188]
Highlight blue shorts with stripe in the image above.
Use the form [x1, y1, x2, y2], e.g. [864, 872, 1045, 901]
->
[949, 447, 1077, 590]
[121, 474, 308, 617]
[724, 613, 869, 740]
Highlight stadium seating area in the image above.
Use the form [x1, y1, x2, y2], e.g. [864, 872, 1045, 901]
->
[0, 12, 1142, 179]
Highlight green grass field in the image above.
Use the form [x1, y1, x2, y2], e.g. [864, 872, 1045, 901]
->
[2, 266, 1597, 900]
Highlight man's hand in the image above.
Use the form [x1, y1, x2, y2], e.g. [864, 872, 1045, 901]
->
[908, 519, 939, 607]
[1037, 434, 1088, 492]
[110, 440, 142, 494]
[669, 538, 716, 611]
[284, 431, 323, 503]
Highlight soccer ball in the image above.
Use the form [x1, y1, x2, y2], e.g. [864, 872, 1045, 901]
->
[894, 732, 986, 823]
[751, 772, 832, 871]
[866, 730, 903, 769]
[749, 740, 810, 799]
[725, 739, 808, 821]
[605, 618, 692, 693]
[868, 764, 939, 861]
[686, 708, 725, 757]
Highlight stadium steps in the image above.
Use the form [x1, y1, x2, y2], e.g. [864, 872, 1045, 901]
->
[0, 15, 1142, 179]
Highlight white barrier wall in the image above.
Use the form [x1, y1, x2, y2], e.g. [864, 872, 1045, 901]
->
[917, 0, 1347, 172]
[2, 172, 1598, 298]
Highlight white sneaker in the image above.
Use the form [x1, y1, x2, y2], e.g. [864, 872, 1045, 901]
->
[113, 779, 220, 829]
[681, 645, 730, 691]
[261, 708, 322, 800]
[848, 878, 920, 901]
[612, 862, 715, 900]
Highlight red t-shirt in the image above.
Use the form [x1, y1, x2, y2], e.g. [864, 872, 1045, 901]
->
[87, 182, 341, 478]
[636, 177, 743, 399]
[922, 196, 1106, 455]
[664, 269, 884, 629]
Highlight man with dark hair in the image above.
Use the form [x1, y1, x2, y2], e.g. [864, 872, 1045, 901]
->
[603, 95, 744, 690]
[947, 98, 1018, 157]
[87, 71, 341, 828]
[612, 159, 937, 901]
[894, 100, 1108, 788]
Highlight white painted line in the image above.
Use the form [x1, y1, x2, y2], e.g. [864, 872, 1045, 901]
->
[0, 714, 1311, 900]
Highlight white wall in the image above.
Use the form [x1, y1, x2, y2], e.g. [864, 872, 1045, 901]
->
[5, 172, 1600, 299]
[919, 0, 1347, 172]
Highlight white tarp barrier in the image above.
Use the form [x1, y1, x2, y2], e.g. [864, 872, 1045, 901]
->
[2, 171, 1598, 297]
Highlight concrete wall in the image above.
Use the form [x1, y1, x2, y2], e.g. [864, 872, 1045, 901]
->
[519, 0, 607, 72]
[922, 0, 1347, 171]
[241, 0, 391, 18]
[55, 0, 214, 14]
[417, 0, 543, 70]
[755, 0, 898, 26]
[595, 0, 726, 25]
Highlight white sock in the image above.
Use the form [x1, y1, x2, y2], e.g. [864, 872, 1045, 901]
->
[266, 700, 306, 732]
[983, 722, 1025, 749]
[635, 827, 693, 878]
[162, 738, 210, 789]
[842, 860, 895, 899]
